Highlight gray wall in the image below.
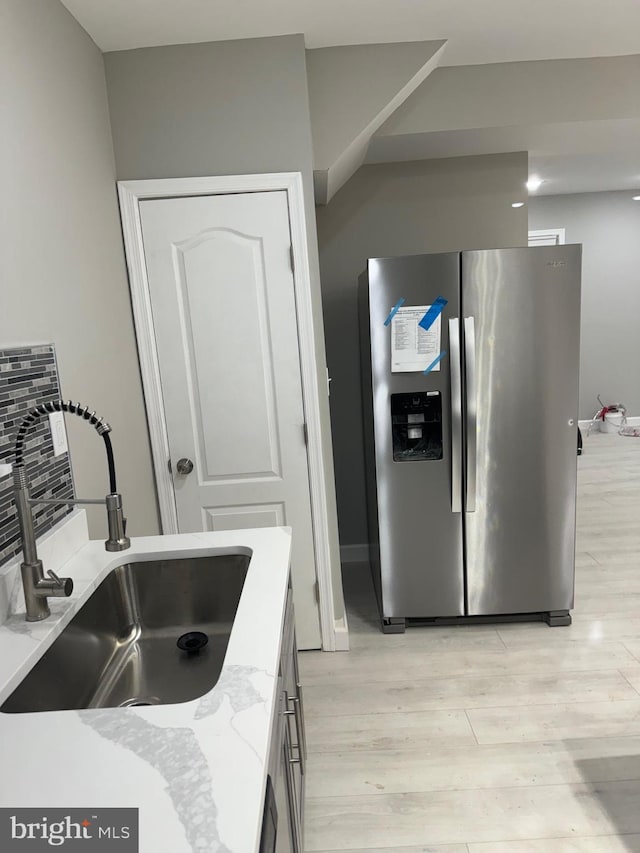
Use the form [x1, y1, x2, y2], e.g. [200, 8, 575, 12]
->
[529, 191, 640, 419]
[317, 152, 528, 548]
[0, 0, 158, 539]
[105, 35, 316, 184]
[379, 55, 640, 135]
[104, 35, 345, 617]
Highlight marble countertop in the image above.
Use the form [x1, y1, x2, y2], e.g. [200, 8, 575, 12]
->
[0, 511, 293, 853]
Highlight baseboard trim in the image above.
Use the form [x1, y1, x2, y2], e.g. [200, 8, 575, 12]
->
[340, 543, 370, 564]
[580, 415, 640, 430]
[333, 614, 350, 651]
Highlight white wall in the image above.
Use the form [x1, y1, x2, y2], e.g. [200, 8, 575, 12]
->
[529, 191, 640, 419]
[0, 0, 159, 537]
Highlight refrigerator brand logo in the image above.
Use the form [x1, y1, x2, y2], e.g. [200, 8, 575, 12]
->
[546, 260, 567, 267]
[0, 809, 138, 851]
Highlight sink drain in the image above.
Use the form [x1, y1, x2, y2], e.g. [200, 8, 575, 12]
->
[119, 697, 159, 708]
[177, 631, 209, 655]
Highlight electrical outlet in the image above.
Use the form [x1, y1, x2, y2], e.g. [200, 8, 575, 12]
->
[49, 411, 68, 457]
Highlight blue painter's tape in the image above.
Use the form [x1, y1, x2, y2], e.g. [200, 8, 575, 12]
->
[418, 296, 448, 332]
[384, 297, 405, 326]
[423, 350, 447, 375]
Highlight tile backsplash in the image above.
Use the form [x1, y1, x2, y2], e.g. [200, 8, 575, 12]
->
[0, 345, 74, 567]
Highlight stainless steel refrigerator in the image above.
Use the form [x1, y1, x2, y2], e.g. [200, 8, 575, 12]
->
[359, 245, 581, 633]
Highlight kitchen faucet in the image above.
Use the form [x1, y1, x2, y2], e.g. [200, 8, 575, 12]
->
[12, 400, 130, 622]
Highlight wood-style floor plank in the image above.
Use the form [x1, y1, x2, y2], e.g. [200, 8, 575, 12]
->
[303, 432, 640, 852]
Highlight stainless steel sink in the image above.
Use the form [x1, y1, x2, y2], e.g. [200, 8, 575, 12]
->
[1, 554, 250, 714]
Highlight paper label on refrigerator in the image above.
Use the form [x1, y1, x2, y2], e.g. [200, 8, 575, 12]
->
[391, 305, 442, 373]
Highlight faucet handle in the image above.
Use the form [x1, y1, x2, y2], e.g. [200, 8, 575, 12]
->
[46, 569, 73, 596]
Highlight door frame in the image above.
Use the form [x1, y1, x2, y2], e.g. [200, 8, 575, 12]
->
[118, 172, 340, 650]
[528, 228, 566, 246]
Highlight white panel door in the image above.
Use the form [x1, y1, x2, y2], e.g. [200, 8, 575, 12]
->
[139, 191, 321, 649]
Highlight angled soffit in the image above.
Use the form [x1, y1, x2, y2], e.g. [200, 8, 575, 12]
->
[307, 40, 447, 204]
[366, 55, 640, 195]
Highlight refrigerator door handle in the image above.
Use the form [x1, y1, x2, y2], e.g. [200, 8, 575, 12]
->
[449, 317, 462, 513]
[464, 316, 477, 512]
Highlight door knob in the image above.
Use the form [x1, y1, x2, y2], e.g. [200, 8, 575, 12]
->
[176, 457, 194, 475]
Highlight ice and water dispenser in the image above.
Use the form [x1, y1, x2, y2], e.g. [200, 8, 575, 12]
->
[391, 392, 443, 462]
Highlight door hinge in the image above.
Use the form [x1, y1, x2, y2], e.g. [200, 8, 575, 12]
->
[302, 423, 308, 446]
[289, 245, 295, 274]
[314, 580, 320, 603]
[167, 458, 172, 474]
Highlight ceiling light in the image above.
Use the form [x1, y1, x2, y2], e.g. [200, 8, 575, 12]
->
[526, 176, 544, 192]
[511, 202, 525, 208]
[633, 195, 640, 201]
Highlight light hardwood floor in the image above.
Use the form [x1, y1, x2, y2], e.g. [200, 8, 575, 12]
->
[300, 432, 640, 852]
